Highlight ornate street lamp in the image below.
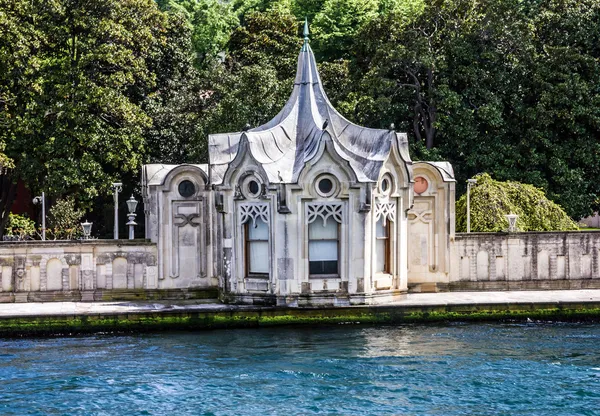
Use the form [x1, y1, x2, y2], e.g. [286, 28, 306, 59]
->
[505, 214, 518, 233]
[81, 220, 93, 239]
[32, 192, 46, 240]
[126, 195, 138, 240]
[112, 182, 122, 239]
[466, 178, 477, 233]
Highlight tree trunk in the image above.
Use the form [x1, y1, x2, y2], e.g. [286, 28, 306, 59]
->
[423, 68, 437, 149]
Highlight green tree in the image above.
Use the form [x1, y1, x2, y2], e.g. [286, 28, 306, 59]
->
[4, 213, 36, 240]
[0, 0, 39, 233]
[312, 0, 379, 60]
[351, 0, 600, 219]
[143, 9, 209, 164]
[158, 0, 239, 69]
[456, 173, 578, 232]
[197, 10, 301, 140]
[0, 0, 173, 237]
[48, 197, 85, 240]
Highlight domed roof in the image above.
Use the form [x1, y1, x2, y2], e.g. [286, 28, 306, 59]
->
[208, 27, 411, 185]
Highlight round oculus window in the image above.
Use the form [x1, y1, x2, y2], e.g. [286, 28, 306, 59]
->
[381, 178, 389, 192]
[317, 177, 333, 195]
[247, 179, 260, 196]
[414, 176, 429, 194]
[178, 180, 195, 197]
[381, 175, 393, 195]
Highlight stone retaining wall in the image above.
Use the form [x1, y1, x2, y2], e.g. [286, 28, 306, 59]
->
[448, 231, 600, 291]
[0, 240, 213, 302]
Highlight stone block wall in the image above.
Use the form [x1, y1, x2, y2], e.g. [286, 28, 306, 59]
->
[449, 231, 600, 291]
[0, 240, 203, 302]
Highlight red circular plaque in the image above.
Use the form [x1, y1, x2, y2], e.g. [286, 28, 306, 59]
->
[414, 176, 428, 194]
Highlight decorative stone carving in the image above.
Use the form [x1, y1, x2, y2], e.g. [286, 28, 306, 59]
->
[174, 213, 201, 228]
[234, 184, 244, 200]
[239, 203, 269, 226]
[375, 202, 396, 226]
[170, 200, 205, 280]
[64, 254, 81, 266]
[138, 32, 458, 304]
[306, 203, 343, 225]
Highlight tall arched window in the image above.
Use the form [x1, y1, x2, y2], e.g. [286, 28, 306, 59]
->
[375, 217, 391, 274]
[374, 202, 396, 275]
[244, 218, 269, 275]
[307, 203, 343, 277]
[240, 204, 270, 277]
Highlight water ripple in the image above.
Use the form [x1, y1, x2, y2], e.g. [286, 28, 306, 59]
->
[0, 323, 599, 415]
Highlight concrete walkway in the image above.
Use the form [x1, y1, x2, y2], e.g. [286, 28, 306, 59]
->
[0, 289, 599, 318]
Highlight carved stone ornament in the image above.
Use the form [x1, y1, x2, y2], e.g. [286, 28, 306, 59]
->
[375, 202, 396, 226]
[174, 213, 201, 227]
[306, 203, 343, 225]
[239, 203, 270, 227]
[234, 184, 244, 200]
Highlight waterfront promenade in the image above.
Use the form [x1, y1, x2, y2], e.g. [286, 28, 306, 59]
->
[0, 289, 600, 335]
[0, 289, 599, 317]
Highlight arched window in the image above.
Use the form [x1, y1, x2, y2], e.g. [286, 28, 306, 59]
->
[375, 217, 391, 273]
[244, 218, 269, 275]
[307, 203, 343, 276]
[374, 202, 396, 275]
[240, 204, 270, 277]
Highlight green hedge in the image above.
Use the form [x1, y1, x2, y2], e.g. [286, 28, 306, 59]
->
[456, 173, 578, 232]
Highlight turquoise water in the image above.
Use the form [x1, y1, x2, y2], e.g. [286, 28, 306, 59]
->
[1, 323, 600, 415]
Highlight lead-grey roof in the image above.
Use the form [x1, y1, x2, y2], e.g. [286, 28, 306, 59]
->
[209, 40, 408, 185]
[143, 164, 208, 187]
[414, 161, 456, 182]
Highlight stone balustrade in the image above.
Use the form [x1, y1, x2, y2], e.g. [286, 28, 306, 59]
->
[0, 240, 164, 302]
[449, 231, 600, 291]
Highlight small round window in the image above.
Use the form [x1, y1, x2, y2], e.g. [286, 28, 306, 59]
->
[380, 174, 392, 195]
[315, 175, 337, 197]
[241, 175, 262, 199]
[247, 179, 260, 196]
[318, 178, 333, 194]
[381, 178, 389, 192]
[178, 180, 195, 197]
[414, 176, 429, 194]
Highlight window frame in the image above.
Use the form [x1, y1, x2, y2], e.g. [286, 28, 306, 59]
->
[308, 218, 340, 278]
[243, 219, 270, 278]
[375, 217, 392, 274]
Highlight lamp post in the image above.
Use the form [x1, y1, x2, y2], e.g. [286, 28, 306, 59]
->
[505, 214, 518, 232]
[466, 178, 477, 233]
[112, 182, 122, 239]
[32, 192, 46, 240]
[126, 195, 138, 240]
[81, 220, 93, 239]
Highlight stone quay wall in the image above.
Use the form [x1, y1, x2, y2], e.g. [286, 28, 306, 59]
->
[0, 240, 185, 302]
[449, 231, 600, 291]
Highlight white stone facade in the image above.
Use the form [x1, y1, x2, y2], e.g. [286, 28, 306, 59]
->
[447, 231, 600, 291]
[142, 40, 456, 305]
[0, 240, 158, 302]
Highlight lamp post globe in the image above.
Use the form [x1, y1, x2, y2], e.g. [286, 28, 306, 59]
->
[126, 195, 138, 214]
[81, 220, 93, 239]
[126, 195, 138, 240]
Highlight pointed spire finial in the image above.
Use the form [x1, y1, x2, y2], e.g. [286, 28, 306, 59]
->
[302, 18, 309, 51]
[304, 18, 309, 38]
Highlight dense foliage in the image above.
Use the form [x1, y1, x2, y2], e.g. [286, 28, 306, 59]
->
[4, 213, 36, 240]
[48, 197, 85, 240]
[456, 174, 578, 232]
[1, 0, 599, 237]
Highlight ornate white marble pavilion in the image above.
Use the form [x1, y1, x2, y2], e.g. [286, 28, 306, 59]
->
[142, 30, 455, 305]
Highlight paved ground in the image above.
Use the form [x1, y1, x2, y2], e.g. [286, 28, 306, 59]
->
[0, 289, 599, 318]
